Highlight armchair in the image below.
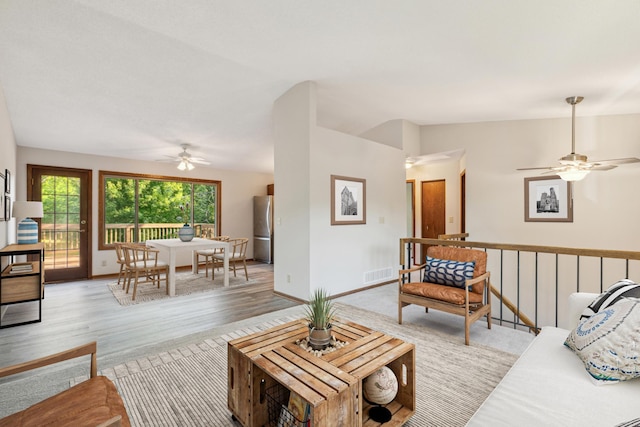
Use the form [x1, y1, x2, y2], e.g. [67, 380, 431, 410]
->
[0, 342, 130, 426]
[398, 246, 492, 345]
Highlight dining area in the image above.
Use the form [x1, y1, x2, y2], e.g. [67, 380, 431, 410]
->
[114, 233, 249, 301]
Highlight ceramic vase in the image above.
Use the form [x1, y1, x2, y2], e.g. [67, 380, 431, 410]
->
[308, 325, 332, 350]
[178, 224, 195, 242]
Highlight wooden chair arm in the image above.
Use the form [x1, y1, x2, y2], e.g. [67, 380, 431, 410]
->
[466, 271, 490, 287]
[96, 415, 122, 427]
[0, 341, 97, 379]
[399, 263, 426, 276]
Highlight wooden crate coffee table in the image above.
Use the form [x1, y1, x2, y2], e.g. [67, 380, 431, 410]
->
[228, 318, 415, 426]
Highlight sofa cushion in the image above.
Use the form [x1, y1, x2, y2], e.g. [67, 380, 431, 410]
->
[581, 279, 640, 320]
[565, 297, 640, 384]
[0, 376, 130, 427]
[422, 256, 475, 289]
[402, 281, 484, 305]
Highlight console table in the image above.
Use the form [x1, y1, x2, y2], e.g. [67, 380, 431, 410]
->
[0, 243, 45, 328]
[228, 318, 415, 426]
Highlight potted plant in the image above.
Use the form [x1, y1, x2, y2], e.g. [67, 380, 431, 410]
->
[304, 288, 337, 350]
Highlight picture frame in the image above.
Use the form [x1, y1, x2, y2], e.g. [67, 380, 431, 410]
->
[4, 169, 10, 194]
[4, 195, 9, 221]
[524, 175, 573, 222]
[331, 175, 366, 225]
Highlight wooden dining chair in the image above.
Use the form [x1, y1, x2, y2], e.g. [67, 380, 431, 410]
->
[196, 236, 230, 277]
[212, 237, 249, 281]
[114, 242, 127, 288]
[122, 244, 169, 300]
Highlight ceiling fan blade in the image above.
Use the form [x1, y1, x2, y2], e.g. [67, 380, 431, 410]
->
[190, 158, 211, 165]
[516, 166, 556, 171]
[589, 157, 640, 166]
[590, 164, 617, 171]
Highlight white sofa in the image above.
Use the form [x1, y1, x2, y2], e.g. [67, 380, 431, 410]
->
[467, 293, 640, 427]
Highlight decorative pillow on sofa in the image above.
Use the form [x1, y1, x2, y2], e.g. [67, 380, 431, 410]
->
[581, 279, 640, 320]
[565, 297, 640, 384]
[422, 256, 475, 289]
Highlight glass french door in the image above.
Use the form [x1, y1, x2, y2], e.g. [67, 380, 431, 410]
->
[28, 166, 91, 282]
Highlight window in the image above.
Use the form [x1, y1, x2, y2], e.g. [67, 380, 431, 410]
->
[99, 171, 221, 249]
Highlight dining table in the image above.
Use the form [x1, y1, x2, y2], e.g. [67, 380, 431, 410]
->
[145, 237, 230, 296]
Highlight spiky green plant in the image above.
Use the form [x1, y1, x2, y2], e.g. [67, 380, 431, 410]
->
[304, 288, 336, 330]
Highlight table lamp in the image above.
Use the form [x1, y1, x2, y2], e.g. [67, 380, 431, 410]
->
[12, 201, 44, 244]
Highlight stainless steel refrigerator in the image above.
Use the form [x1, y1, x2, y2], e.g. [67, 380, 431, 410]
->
[253, 195, 273, 263]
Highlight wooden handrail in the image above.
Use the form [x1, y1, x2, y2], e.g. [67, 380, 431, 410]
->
[401, 237, 640, 263]
[438, 233, 469, 240]
[489, 284, 539, 334]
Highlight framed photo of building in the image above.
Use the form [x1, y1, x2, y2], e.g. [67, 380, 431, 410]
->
[4, 169, 10, 195]
[331, 175, 366, 225]
[524, 175, 573, 222]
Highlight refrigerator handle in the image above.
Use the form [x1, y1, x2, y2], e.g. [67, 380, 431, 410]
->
[267, 197, 273, 235]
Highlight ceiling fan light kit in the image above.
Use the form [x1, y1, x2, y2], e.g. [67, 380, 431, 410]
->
[517, 96, 640, 182]
[164, 143, 210, 171]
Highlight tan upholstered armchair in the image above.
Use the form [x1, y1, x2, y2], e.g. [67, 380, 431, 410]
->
[398, 246, 492, 345]
[0, 342, 130, 426]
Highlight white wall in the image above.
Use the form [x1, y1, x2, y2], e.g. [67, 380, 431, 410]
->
[0, 86, 17, 251]
[273, 81, 314, 300]
[16, 146, 273, 276]
[420, 115, 640, 251]
[273, 81, 406, 300]
[309, 127, 406, 298]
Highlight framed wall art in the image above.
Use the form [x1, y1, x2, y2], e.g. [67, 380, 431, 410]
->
[330, 175, 366, 225]
[4, 169, 10, 194]
[524, 175, 573, 222]
[4, 195, 9, 221]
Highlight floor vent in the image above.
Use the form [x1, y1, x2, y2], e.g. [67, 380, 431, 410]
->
[363, 267, 394, 285]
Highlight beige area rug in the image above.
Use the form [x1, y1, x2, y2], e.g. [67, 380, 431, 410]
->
[108, 272, 257, 306]
[74, 303, 519, 426]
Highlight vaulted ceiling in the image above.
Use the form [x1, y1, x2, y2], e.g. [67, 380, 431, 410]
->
[1, 1, 639, 173]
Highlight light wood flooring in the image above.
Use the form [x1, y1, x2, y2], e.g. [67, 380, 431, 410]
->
[0, 262, 299, 369]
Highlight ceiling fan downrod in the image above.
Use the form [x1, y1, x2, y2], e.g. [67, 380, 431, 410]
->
[563, 96, 587, 162]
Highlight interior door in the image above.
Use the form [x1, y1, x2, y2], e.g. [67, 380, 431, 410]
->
[28, 165, 91, 282]
[421, 179, 446, 261]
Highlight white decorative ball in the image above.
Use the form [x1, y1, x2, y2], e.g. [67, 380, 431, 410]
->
[363, 366, 398, 405]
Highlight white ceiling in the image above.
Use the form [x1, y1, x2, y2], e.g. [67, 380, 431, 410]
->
[1, 1, 640, 173]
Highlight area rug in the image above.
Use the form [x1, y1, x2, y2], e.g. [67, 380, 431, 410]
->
[108, 272, 257, 306]
[74, 303, 519, 426]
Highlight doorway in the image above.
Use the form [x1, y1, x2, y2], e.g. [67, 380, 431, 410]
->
[421, 179, 446, 260]
[28, 165, 92, 282]
[406, 180, 416, 266]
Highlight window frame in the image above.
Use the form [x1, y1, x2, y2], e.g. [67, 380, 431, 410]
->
[98, 170, 222, 250]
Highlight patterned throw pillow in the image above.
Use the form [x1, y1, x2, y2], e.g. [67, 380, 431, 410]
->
[581, 279, 640, 320]
[423, 256, 476, 289]
[565, 297, 640, 384]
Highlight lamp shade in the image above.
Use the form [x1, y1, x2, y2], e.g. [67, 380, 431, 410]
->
[12, 201, 43, 244]
[12, 201, 44, 220]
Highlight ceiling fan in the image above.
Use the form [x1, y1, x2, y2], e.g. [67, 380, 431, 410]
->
[164, 143, 210, 171]
[517, 96, 640, 181]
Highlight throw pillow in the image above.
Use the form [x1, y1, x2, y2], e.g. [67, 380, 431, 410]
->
[565, 297, 640, 384]
[581, 279, 640, 320]
[423, 256, 475, 289]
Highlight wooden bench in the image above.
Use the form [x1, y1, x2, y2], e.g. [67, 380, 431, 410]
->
[0, 342, 130, 427]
